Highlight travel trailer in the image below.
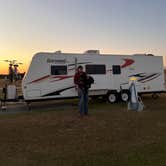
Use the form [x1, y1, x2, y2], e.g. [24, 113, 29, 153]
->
[22, 50, 165, 103]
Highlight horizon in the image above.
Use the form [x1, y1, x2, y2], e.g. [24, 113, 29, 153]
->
[1, 51, 166, 75]
[0, 0, 166, 74]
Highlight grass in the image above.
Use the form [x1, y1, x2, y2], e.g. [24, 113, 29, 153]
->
[0, 96, 166, 165]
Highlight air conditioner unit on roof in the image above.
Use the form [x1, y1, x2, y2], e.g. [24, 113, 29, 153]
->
[84, 50, 100, 54]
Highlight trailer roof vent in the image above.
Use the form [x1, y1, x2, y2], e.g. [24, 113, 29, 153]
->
[55, 50, 62, 54]
[133, 54, 146, 56]
[133, 53, 154, 56]
[84, 50, 100, 55]
[146, 54, 154, 56]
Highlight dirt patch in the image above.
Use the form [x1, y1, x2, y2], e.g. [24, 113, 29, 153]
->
[0, 97, 166, 165]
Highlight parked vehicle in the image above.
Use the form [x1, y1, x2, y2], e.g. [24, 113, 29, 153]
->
[22, 50, 165, 103]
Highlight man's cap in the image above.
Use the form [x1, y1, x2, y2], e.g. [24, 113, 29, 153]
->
[77, 65, 83, 69]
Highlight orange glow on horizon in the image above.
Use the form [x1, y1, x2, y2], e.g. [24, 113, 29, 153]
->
[0, 49, 33, 74]
[0, 50, 166, 74]
[0, 64, 28, 74]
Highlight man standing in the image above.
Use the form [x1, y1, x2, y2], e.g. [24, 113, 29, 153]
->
[74, 66, 89, 116]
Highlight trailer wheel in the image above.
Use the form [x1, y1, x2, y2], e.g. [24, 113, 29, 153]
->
[121, 91, 130, 102]
[107, 93, 117, 103]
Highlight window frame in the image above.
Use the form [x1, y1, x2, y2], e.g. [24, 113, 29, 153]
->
[85, 64, 106, 75]
[112, 65, 121, 75]
[50, 65, 68, 75]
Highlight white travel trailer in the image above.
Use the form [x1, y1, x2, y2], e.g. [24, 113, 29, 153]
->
[22, 50, 165, 103]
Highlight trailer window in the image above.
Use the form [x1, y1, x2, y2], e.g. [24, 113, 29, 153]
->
[112, 65, 121, 75]
[51, 65, 67, 75]
[85, 65, 106, 74]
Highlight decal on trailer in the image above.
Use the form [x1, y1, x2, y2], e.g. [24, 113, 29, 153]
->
[28, 75, 50, 84]
[121, 72, 161, 86]
[42, 86, 75, 96]
[129, 73, 161, 83]
[107, 58, 135, 72]
[28, 59, 135, 84]
[50, 75, 74, 82]
[121, 58, 134, 68]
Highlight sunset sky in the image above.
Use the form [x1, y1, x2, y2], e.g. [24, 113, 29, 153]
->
[0, 0, 166, 74]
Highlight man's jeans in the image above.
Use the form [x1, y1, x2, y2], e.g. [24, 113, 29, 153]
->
[78, 88, 88, 115]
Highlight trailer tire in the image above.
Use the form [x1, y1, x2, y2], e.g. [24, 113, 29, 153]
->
[107, 93, 118, 103]
[121, 91, 130, 102]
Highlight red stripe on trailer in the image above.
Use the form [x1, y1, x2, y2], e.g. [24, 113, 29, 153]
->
[28, 75, 50, 84]
[28, 75, 74, 84]
[50, 75, 74, 82]
[107, 58, 134, 73]
[121, 59, 135, 68]
[28, 59, 134, 83]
